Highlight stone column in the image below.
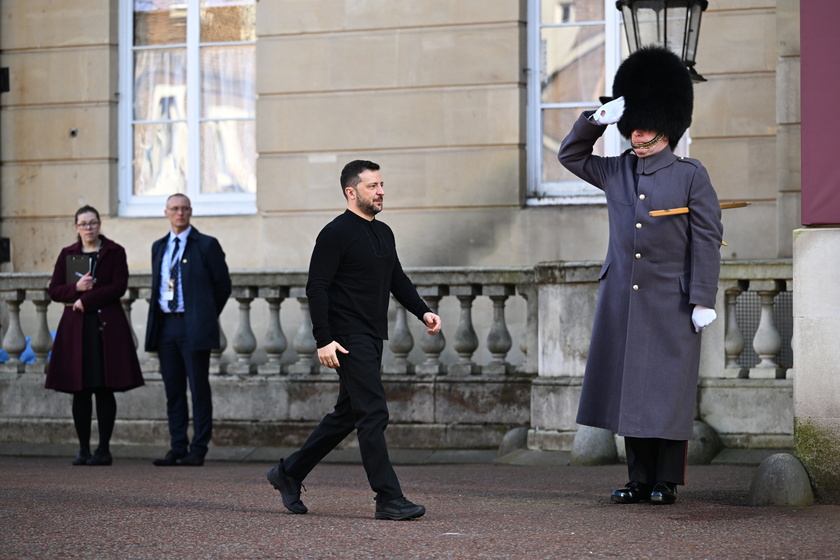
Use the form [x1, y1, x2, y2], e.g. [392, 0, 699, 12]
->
[288, 287, 317, 375]
[529, 262, 600, 451]
[793, 227, 840, 503]
[227, 287, 258, 375]
[1, 290, 26, 373]
[258, 287, 289, 375]
[448, 284, 480, 375]
[415, 286, 447, 375]
[749, 280, 786, 379]
[484, 284, 514, 375]
[384, 299, 414, 375]
[26, 290, 54, 373]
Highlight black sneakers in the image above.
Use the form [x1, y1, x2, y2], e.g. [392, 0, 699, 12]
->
[266, 461, 307, 514]
[375, 496, 426, 521]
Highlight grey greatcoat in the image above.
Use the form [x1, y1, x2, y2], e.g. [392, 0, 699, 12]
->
[558, 112, 723, 441]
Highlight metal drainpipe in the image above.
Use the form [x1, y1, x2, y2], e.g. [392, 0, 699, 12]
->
[1, 64, 9, 266]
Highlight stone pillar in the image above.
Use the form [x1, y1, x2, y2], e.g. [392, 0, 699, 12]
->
[793, 227, 840, 503]
[529, 262, 600, 451]
[415, 286, 447, 375]
[258, 287, 289, 375]
[288, 287, 317, 375]
[448, 284, 480, 375]
[227, 287, 258, 375]
[384, 300, 414, 375]
[749, 280, 786, 379]
[26, 290, 54, 373]
[1, 290, 26, 373]
[484, 284, 515, 375]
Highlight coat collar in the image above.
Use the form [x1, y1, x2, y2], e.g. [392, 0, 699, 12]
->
[159, 226, 201, 247]
[634, 147, 678, 175]
[70, 234, 115, 256]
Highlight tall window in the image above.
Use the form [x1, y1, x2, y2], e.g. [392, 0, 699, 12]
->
[526, 0, 625, 204]
[120, 0, 256, 216]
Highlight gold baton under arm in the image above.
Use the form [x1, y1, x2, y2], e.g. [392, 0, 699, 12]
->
[649, 201, 749, 217]
[648, 202, 750, 246]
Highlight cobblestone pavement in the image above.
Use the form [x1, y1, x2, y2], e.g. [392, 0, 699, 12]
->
[2, 456, 839, 560]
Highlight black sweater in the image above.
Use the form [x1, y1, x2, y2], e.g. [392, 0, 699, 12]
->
[306, 210, 431, 348]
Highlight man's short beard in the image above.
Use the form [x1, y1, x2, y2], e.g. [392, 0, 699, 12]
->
[357, 199, 382, 216]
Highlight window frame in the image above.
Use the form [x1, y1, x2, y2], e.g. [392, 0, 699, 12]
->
[525, 0, 624, 206]
[118, 0, 257, 217]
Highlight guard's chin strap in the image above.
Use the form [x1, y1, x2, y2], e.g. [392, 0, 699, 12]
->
[631, 132, 665, 150]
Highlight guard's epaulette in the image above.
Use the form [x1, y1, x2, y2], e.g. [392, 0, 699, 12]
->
[675, 156, 702, 168]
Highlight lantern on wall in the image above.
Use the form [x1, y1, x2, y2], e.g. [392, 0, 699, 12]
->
[616, 0, 709, 82]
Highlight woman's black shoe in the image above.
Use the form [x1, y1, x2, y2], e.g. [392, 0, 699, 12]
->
[86, 451, 113, 466]
[72, 450, 91, 466]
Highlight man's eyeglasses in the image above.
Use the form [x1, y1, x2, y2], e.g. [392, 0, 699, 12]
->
[76, 221, 100, 229]
[167, 206, 191, 213]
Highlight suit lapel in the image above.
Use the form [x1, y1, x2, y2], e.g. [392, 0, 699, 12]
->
[151, 234, 169, 292]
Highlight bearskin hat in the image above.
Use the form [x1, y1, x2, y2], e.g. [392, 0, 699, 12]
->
[611, 45, 694, 150]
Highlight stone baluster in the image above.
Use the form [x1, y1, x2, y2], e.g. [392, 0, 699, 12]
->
[385, 298, 414, 375]
[1, 290, 27, 373]
[210, 319, 228, 375]
[723, 281, 748, 378]
[750, 280, 786, 379]
[484, 285, 515, 375]
[516, 283, 539, 375]
[258, 287, 289, 375]
[287, 287, 317, 375]
[228, 287, 258, 375]
[449, 284, 480, 375]
[415, 286, 448, 375]
[26, 290, 54, 373]
[121, 288, 139, 349]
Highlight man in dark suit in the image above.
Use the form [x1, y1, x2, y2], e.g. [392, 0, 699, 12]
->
[146, 193, 231, 467]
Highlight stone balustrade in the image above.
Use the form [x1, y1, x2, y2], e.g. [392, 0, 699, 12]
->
[0, 260, 793, 453]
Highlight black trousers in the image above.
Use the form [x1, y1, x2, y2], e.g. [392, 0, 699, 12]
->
[282, 333, 402, 502]
[624, 437, 688, 486]
[157, 314, 213, 456]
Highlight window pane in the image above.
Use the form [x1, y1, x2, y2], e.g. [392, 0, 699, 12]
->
[200, 0, 256, 42]
[541, 0, 605, 24]
[201, 45, 255, 119]
[134, 49, 187, 121]
[134, 1, 187, 46]
[133, 122, 189, 195]
[200, 120, 256, 193]
[541, 108, 604, 183]
[541, 26, 605, 104]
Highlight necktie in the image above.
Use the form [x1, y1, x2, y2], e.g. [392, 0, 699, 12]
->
[168, 237, 180, 312]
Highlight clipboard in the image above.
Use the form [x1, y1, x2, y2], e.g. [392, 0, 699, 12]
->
[66, 254, 91, 285]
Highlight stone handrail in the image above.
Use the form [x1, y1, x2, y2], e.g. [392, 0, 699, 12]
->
[0, 261, 792, 379]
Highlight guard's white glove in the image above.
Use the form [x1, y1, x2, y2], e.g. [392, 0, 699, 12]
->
[692, 305, 717, 333]
[592, 96, 625, 125]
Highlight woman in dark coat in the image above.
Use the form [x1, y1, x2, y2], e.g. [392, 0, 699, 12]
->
[46, 206, 144, 465]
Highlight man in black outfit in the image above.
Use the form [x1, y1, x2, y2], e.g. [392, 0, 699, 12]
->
[147, 194, 231, 467]
[267, 160, 442, 520]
